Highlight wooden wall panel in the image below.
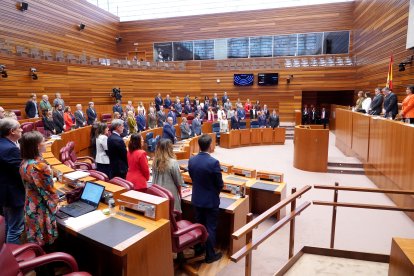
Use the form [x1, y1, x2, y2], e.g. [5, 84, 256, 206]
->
[118, 2, 354, 60]
[0, 0, 119, 58]
[354, 0, 414, 99]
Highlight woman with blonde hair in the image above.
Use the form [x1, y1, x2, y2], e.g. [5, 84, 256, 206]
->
[137, 101, 146, 116]
[152, 138, 183, 212]
[127, 110, 138, 134]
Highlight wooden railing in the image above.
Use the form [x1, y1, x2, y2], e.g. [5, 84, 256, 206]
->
[313, 182, 414, 248]
[231, 185, 312, 276]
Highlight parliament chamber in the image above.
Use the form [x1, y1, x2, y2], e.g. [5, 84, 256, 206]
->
[1, 0, 414, 275]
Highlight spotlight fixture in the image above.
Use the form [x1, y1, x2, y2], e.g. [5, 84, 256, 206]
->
[79, 23, 86, 31]
[30, 67, 38, 80]
[398, 56, 413, 72]
[0, 65, 7, 78]
[18, 2, 28, 11]
[115, 36, 122, 43]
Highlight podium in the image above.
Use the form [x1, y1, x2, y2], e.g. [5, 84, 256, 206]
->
[293, 125, 329, 172]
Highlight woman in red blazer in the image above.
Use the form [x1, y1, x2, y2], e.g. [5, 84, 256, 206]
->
[63, 106, 74, 131]
[126, 133, 150, 190]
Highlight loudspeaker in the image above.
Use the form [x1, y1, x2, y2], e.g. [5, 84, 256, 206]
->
[79, 23, 86, 30]
[20, 2, 28, 11]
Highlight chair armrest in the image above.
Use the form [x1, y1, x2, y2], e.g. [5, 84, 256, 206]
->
[173, 210, 182, 221]
[19, 252, 79, 274]
[172, 223, 208, 242]
[76, 156, 95, 163]
[74, 161, 92, 170]
[10, 243, 45, 258]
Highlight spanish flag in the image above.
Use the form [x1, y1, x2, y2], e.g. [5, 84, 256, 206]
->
[386, 54, 393, 90]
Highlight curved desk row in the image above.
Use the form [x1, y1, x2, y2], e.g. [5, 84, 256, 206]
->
[220, 127, 286, 149]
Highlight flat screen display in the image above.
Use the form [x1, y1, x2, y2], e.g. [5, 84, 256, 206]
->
[234, 74, 254, 86]
[258, 73, 279, 86]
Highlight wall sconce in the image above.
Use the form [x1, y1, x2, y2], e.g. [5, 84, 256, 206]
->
[286, 75, 293, 84]
[18, 2, 28, 11]
[30, 68, 38, 80]
[0, 65, 7, 78]
[399, 56, 413, 72]
[216, 79, 221, 83]
[79, 23, 86, 31]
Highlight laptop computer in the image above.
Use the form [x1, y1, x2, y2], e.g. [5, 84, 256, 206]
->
[60, 182, 105, 217]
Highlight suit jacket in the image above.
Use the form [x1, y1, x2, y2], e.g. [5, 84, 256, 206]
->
[113, 105, 123, 116]
[231, 116, 240, 129]
[250, 109, 258, 119]
[237, 109, 245, 120]
[0, 138, 24, 207]
[258, 115, 267, 127]
[107, 133, 128, 178]
[195, 110, 205, 120]
[43, 118, 56, 133]
[175, 103, 183, 114]
[180, 123, 192, 139]
[222, 95, 228, 105]
[52, 110, 64, 134]
[148, 112, 157, 129]
[192, 118, 202, 135]
[164, 98, 172, 109]
[369, 94, 384, 115]
[384, 92, 398, 118]
[188, 152, 223, 208]
[155, 97, 163, 111]
[269, 115, 280, 129]
[162, 123, 176, 143]
[25, 100, 38, 118]
[137, 114, 146, 131]
[262, 109, 270, 120]
[86, 107, 97, 125]
[157, 110, 166, 127]
[74, 110, 86, 128]
[184, 104, 192, 114]
[212, 97, 218, 108]
[167, 111, 177, 125]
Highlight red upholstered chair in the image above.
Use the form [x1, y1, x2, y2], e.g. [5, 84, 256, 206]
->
[34, 120, 47, 137]
[0, 216, 91, 276]
[87, 170, 109, 181]
[109, 177, 133, 191]
[63, 159, 93, 171]
[146, 184, 208, 254]
[20, 122, 35, 134]
[11, 110, 22, 120]
[66, 142, 96, 169]
[101, 113, 112, 123]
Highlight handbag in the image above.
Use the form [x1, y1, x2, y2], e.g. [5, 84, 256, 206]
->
[65, 186, 84, 204]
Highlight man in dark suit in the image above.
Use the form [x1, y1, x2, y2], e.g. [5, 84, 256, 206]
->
[0, 118, 24, 244]
[192, 113, 202, 136]
[155, 93, 163, 112]
[231, 112, 240, 130]
[188, 134, 223, 263]
[262, 104, 270, 120]
[310, 107, 319, 124]
[107, 119, 128, 179]
[163, 94, 172, 109]
[211, 93, 218, 110]
[86, 101, 97, 125]
[52, 103, 65, 134]
[195, 105, 205, 121]
[320, 108, 330, 129]
[383, 87, 398, 119]
[184, 100, 192, 114]
[157, 106, 166, 127]
[74, 104, 87, 128]
[221, 91, 228, 105]
[250, 106, 258, 119]
[269, 110, 280, 129]
[25, 93, 39, 118]
[167, 107, 177, 125]
[162, 117, 176, 144]
[113, 100, 124, 117]
[369, 87, 384, 115]
[174, 99, 182, 115]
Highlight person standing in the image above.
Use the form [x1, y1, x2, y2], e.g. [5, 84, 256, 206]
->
[362, 92, 372, 114]
[107, 119, 128, 179]
[52, 104, 65, 134]
[157, 106, 167, 127]
[222, 91, 228, 105]
[188, 134, 223, 263]
[0, 118, 24, 244]
[74, 104, 86, 128]
[63, 106, 74, 131]
[211, 93, 218, 110]
[155, 93, 163, 112]
[180, 117, 192, 139]
[258, 111, 267, 128]
[125, 101, 135, 116]
[162, 117, 177, 144]
[164, 94, 172, 109]
[86, 102, 97, 125]
[113, 100, 124, 117]
[19, 131, 58, 246]
[167, 107, 177, 125]
[269, 109, 280, 129]
[401, 85, 414, 124]
[137, 109, 147, 132]
[369, 88, 383, 115]
[126, 133, 150, 191]
[43, 110, 57, 137]
[95, 123, 111, 178]
[355, 91, 365, 112]
[147, 107, 157, 129]
[152, 139, 183, 212]
[382, 87, 398, 119]
[320, 108, 329, 129]
[250, 105, 258, 120]
[127, 111, 138, 134]
[192, 113, 202, 136]
[39, 95, 52, 117]
[231, 112, 240, 130]
[25, 93, 39, 118]
[53, 92, 65, 110]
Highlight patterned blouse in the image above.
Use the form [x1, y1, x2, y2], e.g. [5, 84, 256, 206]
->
[20, 157, 59, 246]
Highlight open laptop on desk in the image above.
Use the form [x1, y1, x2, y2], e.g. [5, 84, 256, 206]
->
[60, 182, 105, 217]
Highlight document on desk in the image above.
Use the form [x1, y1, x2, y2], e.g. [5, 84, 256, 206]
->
[64, 210, 108, 231]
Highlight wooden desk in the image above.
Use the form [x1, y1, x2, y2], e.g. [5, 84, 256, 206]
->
[250, 128, 261, 144]
[181, 188, 249, 255]
[220, 132, 231, 148]
[293, 125, 329, 172]
[58, 206, 173, 276]
[43, 152, 55, 158]
[274, 127, 286, 144]
[230, 130, 241, 148]
[239, 129, 251, 146]
[45, 157, 62, 166]
[389, 238, 414, 276]
[52, 164, 75, 174]
[261, 128, 274, 144]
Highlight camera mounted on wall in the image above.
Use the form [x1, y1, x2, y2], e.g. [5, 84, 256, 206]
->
[399, 55, 413, 72]
[111, 87, 122, 102]
[0, 65, 7, 78]
[30, 67, 38, 80]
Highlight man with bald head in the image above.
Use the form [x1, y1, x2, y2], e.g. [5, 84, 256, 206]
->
[39, 94, 52, 117]
[162, 117, 177, 144]
[74, 104, 86, 128]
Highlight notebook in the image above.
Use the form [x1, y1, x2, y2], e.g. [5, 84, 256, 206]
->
[60, 182, 105, 217]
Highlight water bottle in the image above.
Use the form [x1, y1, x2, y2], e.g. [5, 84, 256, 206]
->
[108, 197, 115, 216]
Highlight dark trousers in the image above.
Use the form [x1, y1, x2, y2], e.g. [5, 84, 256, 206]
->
[194, 206, 219, 259]
[96, 163, 112, 179]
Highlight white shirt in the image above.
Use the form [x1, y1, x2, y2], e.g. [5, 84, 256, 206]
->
[362, 98, 372, 113]
[217, 110, 225, 121]
[220, 119, 229, 133]
[95, 135, 109, 164]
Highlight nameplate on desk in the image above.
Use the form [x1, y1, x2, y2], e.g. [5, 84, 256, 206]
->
[250, 181, 279, 192]
[242, 170, 251, 177]
[219, 197, 237, 209]
[269, 175, 281, 182]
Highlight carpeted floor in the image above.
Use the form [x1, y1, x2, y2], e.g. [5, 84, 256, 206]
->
[212, 132, 414, 276]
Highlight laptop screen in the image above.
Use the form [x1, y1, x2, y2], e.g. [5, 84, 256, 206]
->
[81, 182, 105, 206]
